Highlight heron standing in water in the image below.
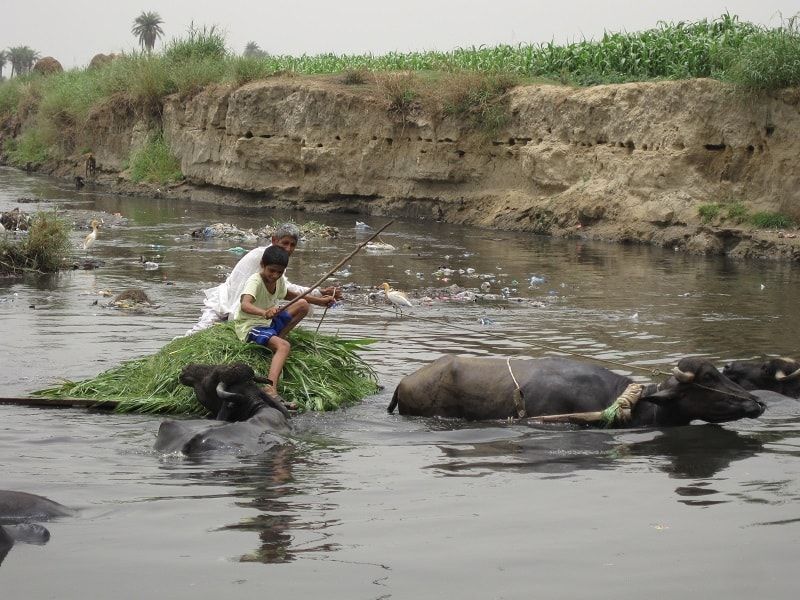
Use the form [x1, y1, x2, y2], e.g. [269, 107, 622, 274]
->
[83, 219, 101, 252]
[381, 282, 412, 317]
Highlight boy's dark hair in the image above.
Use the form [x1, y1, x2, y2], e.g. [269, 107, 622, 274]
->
[261, 245, 290, 268]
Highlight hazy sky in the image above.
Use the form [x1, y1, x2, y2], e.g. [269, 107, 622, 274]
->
[2, 1, 799, 68]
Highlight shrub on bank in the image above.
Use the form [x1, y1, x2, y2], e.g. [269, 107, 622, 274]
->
[4, 129, 49, 167]
[750, 211, 795, 229]
[718, 18, 800, 89]
[129, 134, 182, 184]
[0, 211, 71, 275]
[726, 202, 749, 223]
[698, 203, 721, 223]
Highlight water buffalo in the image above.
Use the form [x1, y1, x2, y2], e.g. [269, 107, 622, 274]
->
[178, 362, 290, 419]
[388, 356, 765, 426]
[155, 363, 292, 455]
[0, 491, 72, 566]
[722, 357, 800, 398]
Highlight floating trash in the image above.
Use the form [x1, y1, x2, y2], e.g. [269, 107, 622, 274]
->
[529, 275, 546, 285]
[227, 246, 247, 255]
[479, 317, 496, 326]
[365, 242, 396, 252]
[355, 221, 372, 230]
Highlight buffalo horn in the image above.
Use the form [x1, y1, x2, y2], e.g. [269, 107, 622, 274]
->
[672, 367, 695, 383]
[776, 367, 800, 381]
[216, 382, 238, 399]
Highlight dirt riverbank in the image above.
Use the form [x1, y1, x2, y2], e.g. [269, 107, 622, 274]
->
[4, 76, 800, 261]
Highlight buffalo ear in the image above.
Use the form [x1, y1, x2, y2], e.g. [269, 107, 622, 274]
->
[641, 386, 678, 405]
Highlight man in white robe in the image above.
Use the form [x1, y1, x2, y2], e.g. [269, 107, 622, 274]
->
[185, 223, 340, 336]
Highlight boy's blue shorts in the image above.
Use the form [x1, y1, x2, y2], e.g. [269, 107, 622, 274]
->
[246, 310, 293, 345]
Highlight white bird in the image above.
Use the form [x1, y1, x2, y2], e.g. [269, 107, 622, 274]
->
[381, 282, 412, 317]
[83, 219, 101, 251]
[140, 256, 159, 270]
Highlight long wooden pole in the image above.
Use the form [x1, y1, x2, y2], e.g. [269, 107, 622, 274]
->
[280, 220, 394, 311]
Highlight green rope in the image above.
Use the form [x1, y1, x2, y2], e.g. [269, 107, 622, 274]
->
[600, 401, 624, 427]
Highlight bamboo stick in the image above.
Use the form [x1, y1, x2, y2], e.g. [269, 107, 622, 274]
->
[281, 220, 394, 311]
[0, 396, 118, 410]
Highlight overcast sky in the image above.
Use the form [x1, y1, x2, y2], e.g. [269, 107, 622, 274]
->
[2, 1, 799, 68]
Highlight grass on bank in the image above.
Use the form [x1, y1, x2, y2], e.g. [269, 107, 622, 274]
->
[129, 134, 183, 184]
[0, 212, 71, 275]
[0, 14, 798, 121]
[750, 211, 796, 229]
[35, 322, 380, 415]
[697, 201, 797, 229]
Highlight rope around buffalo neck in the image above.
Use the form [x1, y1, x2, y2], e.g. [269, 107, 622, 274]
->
[599, 383, 644, 427]
[506, 357, 526, 418]
[530, 383, 645, 427]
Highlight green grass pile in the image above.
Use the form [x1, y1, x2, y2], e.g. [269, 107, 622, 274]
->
[36, 323, 379, 415]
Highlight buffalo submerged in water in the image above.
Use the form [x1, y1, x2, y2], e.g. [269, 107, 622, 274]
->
[0, 491, 73, 566]
[723, 357, 800, 398]
[388, 356, 766, 426]
[155, 363, 292, 455]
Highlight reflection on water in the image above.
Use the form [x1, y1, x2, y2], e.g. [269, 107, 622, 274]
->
[209, 446, 341, 564]
[428, 424, 766, 486]
[2, 167, 800, 598]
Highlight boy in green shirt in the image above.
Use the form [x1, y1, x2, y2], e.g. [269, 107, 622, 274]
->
[234, 245, 334, 399]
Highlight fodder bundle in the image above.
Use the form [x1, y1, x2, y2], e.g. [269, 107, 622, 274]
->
[37, 323, 379, 414]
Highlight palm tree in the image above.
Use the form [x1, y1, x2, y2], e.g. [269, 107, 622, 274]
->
[132, 11, 165, 53]
[243, 41, 265, 58]
[7, 46, 40, 77]
[0, 50, 7, 80]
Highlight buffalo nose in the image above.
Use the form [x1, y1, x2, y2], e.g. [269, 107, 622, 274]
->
[749, 399, 767, 418]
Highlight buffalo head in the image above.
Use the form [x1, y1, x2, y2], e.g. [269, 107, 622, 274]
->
[642, 357, 766, 424]
[722, 357, 800, 398]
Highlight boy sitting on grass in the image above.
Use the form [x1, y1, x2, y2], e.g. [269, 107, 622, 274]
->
[234, 245, 334, 401]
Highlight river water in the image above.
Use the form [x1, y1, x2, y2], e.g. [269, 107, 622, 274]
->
[1, 167, 799, 599]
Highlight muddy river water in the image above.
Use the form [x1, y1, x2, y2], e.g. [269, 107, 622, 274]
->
[1, 167, 799, 599]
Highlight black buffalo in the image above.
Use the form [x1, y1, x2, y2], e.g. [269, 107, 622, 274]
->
[722, 357, 800, 398]
[388, 356, 765, 426]
[155, 363, 292, 455]
[0, 490, 73, 566]
[178, 362, 290, 420]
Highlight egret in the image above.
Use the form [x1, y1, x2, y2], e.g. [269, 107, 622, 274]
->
[83, 219, 101, 251]
[381, 282, 412, 317]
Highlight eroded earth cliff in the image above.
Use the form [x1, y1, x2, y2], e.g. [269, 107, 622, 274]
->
[42, 77, 800, 259]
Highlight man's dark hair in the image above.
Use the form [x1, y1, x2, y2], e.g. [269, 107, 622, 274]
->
[261, 245, 290, 267]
